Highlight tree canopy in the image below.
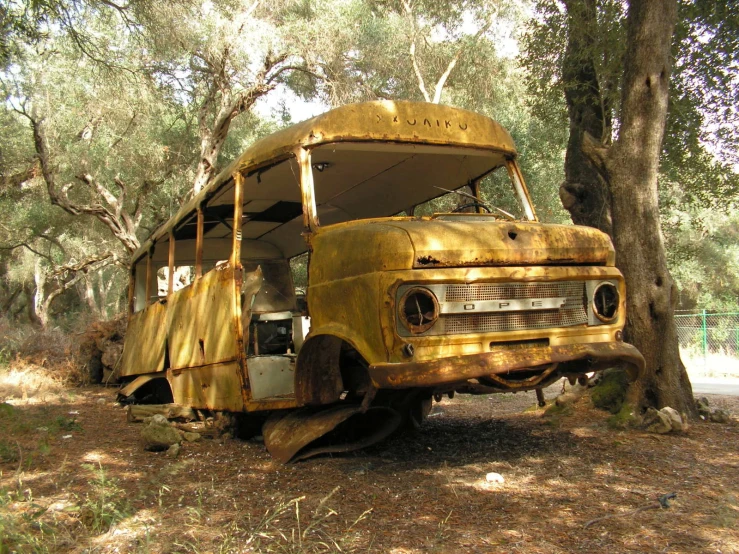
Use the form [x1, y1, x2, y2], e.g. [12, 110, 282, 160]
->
[0, 0, 736, 337]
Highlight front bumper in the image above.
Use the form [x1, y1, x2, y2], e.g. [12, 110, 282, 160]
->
[368, 341, 644, 390]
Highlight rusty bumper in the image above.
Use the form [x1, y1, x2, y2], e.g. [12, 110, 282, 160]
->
[368, 342, 645, 390]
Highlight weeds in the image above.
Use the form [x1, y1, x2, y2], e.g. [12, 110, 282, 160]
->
[238, 487, 356, 553]
[185, 487, 206, 525]
[0, 439, 19, 463]
[606, 402, 638, 429]
[0, 347, 11, 368]
[52, 415, 82, 432]
[78, 463, 131, 533]
[435, 509, 453, 544]
[0, 486, 54, 554]
[543, 402, 573, 426]
[160, 486, 369, 552]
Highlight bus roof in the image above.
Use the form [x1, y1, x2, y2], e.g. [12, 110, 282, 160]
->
[133, 101, 518, 262]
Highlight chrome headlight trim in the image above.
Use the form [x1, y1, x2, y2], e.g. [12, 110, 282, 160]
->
[398, 286, 440, 334]
[592, 281, 620, 323]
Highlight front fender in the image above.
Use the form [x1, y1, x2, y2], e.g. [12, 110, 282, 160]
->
[294, 327, 380, 406]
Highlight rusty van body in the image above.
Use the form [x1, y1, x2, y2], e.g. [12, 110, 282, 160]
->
[119, 101, 644, 462]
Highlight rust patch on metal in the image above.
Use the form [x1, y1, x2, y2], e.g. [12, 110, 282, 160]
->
[368, 342, 644, 390]
[295, 335, 344, 406]
[263, 405, 402, 463]
[416, 255, 440, 266]
[167, 361, 245, 412]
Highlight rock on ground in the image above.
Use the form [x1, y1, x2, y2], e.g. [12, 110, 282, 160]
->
[695, 396, 732, 423]
[141, 418, 182, 452]
[661, 407, 686, 432]
[710, 409, 730, 424]
[590, 369, 629, 414]
[642, 407, 689, 434]
[642, 408, 673, 434]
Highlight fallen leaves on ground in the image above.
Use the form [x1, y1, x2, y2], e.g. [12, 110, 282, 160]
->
[1, 385, 737, 553]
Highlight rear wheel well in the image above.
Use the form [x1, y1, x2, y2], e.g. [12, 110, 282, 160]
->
[129, 377, 173, 404]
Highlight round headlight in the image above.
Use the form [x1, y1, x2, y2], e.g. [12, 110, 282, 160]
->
[593, 282, 619, 322]
[399, 287, 439, 334]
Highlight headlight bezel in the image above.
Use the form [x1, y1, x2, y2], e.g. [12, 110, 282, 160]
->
[398, 286, 440, 334]
[591, 281, 620, 323]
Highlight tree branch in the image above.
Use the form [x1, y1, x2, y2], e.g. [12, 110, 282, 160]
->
[76, 173, 119, 209]
[50, 251, 116, 278]
[241, 0, 262, 23]
[40, 251, 118, 320]
[1, 162, 39, 189]
[0, 241, 54, 263]
[192, 50, 292, 193]
[25, 112, 141, 254]
[402, 0, 431, 102]
[36, 232, 67, 256]
[109, 111, 137, 151]
[269, 64, 313, 85]
[432, 18, 494, 104]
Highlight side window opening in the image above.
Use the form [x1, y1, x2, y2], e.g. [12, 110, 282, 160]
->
[290, 252, 308, 290]
[157, 266, 195, 296]
[242, 258, 307, 358]
[132, 255, 148, 313]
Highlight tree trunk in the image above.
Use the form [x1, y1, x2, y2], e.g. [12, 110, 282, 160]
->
[192, 121, 229, 195]
[192, 92, 256, 195]
[560, 0, 613, 236]
[1, 285, 22, 313]
[32, 259, 50, 328]
[81, 275, 99, 317]
[23, 282, 42, 326]
[602, 0, 695, 416]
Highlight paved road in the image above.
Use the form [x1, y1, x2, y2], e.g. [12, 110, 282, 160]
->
[690, 378, 739, 396]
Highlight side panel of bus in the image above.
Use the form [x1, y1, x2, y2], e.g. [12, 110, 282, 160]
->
[120, 301, 168, 377]
[120, 265, 247, 412]
[166, 265, 246, 412]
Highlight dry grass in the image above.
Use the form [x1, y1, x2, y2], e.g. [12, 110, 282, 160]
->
[0, 365, 67, 403]
[1, 385, 737, 554]
[1, 323, 737, 552]
[0, 318, 97, 388]
[0, 318, 74, 365]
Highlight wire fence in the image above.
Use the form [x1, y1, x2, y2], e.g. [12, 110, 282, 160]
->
[675, 310, 739, 378]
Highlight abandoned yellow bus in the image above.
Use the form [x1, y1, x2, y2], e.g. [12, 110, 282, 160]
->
[118, 100, 644, 462]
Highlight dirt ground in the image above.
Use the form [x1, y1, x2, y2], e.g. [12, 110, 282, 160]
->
[1, 371, 738, 554]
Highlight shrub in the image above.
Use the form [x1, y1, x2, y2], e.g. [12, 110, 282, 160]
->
[591, 369, 629, 414]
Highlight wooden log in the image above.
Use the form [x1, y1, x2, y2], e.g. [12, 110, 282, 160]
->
[172, 422, 219, 438]
[126, 404, 197, 423]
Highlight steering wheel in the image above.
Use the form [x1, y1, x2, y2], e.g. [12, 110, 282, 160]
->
[451, 202, 493, 213]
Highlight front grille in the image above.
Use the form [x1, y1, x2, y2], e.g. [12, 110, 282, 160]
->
[445, 282, 585, 302]
[443, 307, 587, 334]
[430, 281, 587, 336]
[397, 280, 590, 337]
